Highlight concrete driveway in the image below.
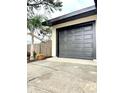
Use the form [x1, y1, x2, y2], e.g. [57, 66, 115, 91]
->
[27, 58, 97, 93]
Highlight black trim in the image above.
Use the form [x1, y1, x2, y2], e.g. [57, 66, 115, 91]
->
[56, 21, 95, 31]
[94, 0, 97, 8]
[56, 30, 59, 57]
[48, 5, 96, 26]
[52, 10, 96, 25]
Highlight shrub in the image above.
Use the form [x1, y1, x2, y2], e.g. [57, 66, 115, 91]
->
[33, 51, 37, 59]
[36, 53, 45, 60]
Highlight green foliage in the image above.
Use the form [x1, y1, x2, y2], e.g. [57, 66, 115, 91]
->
[27, 15, 52, 41]
[27, 0, 63, 41]
[27, 15, 46, 31]
[33, 51, 37, 58]
[27, 0, 63, 18]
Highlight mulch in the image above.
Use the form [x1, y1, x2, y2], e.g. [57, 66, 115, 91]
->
[27, 56, 52, 63]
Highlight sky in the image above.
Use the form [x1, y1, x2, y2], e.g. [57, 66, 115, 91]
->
[27, 0, 95, 44]
[51, 0, 95, 18]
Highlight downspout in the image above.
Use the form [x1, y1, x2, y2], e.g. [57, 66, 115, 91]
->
[94, 0, 97, 8]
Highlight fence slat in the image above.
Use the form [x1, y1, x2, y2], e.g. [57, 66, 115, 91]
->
[27, 40, 52, 57]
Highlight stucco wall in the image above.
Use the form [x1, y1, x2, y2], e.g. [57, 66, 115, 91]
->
[51, 15, 97, 57]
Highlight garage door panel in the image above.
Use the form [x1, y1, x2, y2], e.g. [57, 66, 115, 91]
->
[67, 37, 74, 41]
[75, 29, 83, 33]
[75, 32, 83, 35]
[84, 43, 93, 48]
[84, 48, 93, 51]
[69, 45, 83, 49]
[84, 39, 93, 43]
[84, 34, 93, 39]
[73, 40, 83, 44]
[84, 26, 93, 31]
[58, 22, 95, 59]
[75, 35, 84, 40]
[84, 31, 93, 34]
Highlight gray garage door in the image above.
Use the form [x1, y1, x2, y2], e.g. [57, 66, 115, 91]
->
[58, 22, 96, 59]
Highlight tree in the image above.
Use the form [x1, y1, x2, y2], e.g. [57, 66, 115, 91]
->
[27, 0, 63, 38]
[27, 15, 51, 41]
[27, 0, 63, 60]
[27, 0, 63, 42]
[27, 0, 63, 18]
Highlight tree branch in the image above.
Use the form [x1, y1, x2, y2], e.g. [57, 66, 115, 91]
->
[27, 2, 43, 6]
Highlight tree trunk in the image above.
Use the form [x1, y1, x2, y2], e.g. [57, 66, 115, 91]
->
[30, 32, 34, 60]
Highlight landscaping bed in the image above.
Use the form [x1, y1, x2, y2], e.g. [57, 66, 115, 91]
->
[27, 51, 52, 63]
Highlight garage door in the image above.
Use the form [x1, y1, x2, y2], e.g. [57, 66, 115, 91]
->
[57, 22, 96, 59]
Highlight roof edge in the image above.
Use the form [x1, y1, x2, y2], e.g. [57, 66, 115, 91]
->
[48, 5, 97, 25]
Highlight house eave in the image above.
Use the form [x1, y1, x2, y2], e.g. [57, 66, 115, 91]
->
[48, 5, 97, 26]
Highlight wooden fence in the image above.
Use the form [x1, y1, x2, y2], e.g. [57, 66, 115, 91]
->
[27, 40, 52, 57]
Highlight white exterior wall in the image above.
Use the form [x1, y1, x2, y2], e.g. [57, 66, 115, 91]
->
[51, 15, 97, 57]
[51, 27, 56, 56]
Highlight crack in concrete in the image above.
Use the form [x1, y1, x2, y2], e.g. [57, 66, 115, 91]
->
[28, 77, 39, 82]
[28, 62, 96, 93]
